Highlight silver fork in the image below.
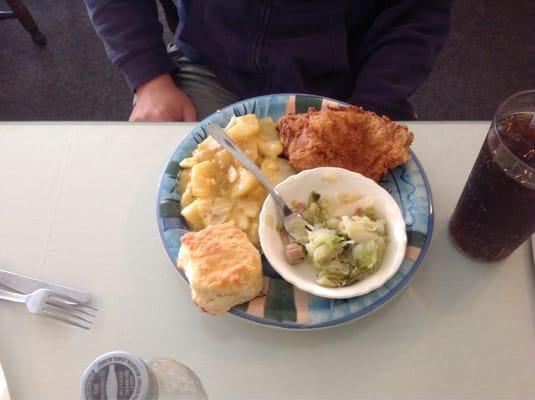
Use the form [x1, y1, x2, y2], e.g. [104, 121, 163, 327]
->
[0, 288, 97, 330]
[207, 124, 314, 237]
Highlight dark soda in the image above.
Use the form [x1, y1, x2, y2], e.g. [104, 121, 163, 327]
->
[449, 112, 535, 262]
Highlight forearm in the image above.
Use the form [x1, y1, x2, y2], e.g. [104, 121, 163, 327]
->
[83, 0, 176, 91]
[349, 0, 452, 120]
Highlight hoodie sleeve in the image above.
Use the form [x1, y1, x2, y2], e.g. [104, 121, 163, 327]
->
[83, 0, 177, 91]
[349, 0, 452, 120]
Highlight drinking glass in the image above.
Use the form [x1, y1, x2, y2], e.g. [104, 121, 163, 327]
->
[449, 90, 535, 262]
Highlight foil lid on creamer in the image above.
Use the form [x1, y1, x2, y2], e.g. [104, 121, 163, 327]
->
[81, 351, 152, 400]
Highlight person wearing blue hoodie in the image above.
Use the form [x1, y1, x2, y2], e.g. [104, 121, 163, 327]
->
[83, 0, 452, 121]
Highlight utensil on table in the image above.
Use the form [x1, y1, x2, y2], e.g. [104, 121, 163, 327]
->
[0, 359, 11, 400]
[0, 288, 97, 330]
[0, 268, 90, 303]
[207, 123, 313, 236]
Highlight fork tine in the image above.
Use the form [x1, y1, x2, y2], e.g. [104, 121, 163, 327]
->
[44, 302, 94, 323]
[78, 304, 98, 312]
[60, 302, 98, 313]
[47, 293, 98, 312]
[40, 308, 91, 330]
[46, 300, 96, 317]
[43, 305, 94, 326]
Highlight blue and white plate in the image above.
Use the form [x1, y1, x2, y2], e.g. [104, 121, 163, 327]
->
[156, 94, 434, 330]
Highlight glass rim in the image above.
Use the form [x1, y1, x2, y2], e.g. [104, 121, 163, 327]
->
[492, 89, 535, 173]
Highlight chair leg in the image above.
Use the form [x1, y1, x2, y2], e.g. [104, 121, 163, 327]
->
[6, 0, 46, 46]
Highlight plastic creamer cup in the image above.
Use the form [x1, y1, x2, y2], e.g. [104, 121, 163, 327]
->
[81, 351, 208, 400]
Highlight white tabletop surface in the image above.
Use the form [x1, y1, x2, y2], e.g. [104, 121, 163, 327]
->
[0, 122, 534, 400]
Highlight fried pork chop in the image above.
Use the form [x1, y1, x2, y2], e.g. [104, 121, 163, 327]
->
[276, 106, 413, 181]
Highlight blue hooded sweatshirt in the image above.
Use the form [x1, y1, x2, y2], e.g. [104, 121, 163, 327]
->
[84, 0, 451, 119]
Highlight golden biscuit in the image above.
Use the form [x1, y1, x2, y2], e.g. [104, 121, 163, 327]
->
[178, 223, 263, 315]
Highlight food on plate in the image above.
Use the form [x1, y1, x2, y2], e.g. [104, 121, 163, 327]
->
[177, 223, 263, 315]
[276, 105, 413, 181]
[284, 191, 388, 288]
[178, 114, 294, 245]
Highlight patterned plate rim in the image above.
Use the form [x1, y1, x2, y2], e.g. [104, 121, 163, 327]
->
[155, 93, 434, 330]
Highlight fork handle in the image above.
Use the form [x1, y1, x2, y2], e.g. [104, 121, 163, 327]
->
[0, 289, 27, 303]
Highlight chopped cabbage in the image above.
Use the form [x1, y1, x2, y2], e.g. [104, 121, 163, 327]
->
[302, 191, 329, 225]
[304, 229, 349, 268]
[287, 192, 389, 288]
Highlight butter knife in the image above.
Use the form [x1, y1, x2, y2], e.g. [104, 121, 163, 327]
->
[0, 269, 90, 304]
[0, 359, 11, 400]
[531, 235, 535, 267]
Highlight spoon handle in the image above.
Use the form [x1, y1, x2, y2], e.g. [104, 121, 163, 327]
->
[207, 124, 289, 213]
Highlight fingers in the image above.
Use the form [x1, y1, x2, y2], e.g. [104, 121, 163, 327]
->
[130, 104, 198, 122]
[129, 105, 176, 122]
[128, 108, 140, 122]
[128, 82, 198, 122]
[182, 103, 198, 122]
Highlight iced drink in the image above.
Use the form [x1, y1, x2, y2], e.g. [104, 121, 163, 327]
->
[449, 91, 535, 262]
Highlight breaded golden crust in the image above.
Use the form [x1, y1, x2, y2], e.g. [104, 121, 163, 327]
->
[178, 223, 263, 315]
[276, 106, 413, 181]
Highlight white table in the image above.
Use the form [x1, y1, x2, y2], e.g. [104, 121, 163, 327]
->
[0, 122, 533, 400]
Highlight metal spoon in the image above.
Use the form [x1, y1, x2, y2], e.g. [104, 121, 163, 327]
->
[207, 124, 313, 236]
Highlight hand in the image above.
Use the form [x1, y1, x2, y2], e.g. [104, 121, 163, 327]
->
[129, 74, 197, 122]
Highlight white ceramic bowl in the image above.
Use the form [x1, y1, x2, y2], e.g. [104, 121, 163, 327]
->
[259, 167, 407, 299]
